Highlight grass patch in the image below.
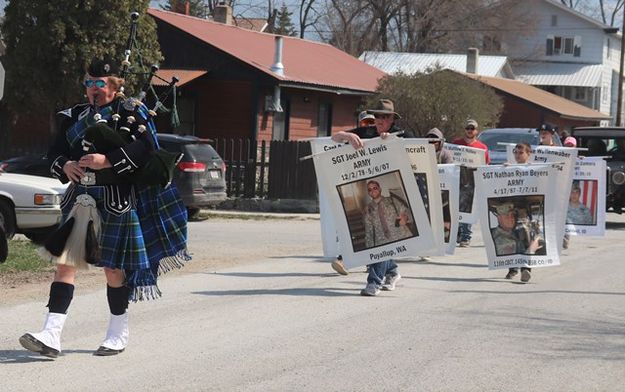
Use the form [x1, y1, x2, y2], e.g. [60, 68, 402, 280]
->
[0, 239, 51, 274]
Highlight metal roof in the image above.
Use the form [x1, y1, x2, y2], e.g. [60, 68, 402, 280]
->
[359, 51, 512, 77]
[513, 62, 604, 87]
[461, 71, 610, 121]
[148, 9, 385, 93]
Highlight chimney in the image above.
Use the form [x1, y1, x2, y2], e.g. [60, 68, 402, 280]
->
[214, 2, 233, 25]
[271, 36, 284, 76]
[466, 47, 479, 74]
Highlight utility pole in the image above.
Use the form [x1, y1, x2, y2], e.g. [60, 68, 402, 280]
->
[616, 11, 625, 126]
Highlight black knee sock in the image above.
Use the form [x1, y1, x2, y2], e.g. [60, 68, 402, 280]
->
[46, 282, 74, 314]
[107, 285, 130, 315]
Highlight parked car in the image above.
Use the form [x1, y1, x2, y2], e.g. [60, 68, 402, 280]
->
[0, 134, 228, 217]
[156, 134, 227, 217]
[0, 172, 68, 244]
[572, 127, 625, 214]
[477, 128, 562, 164]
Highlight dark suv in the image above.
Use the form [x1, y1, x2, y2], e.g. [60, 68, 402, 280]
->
[0, 134, 228, 216]
[572, 127, 625, 213]
[157, 134, 227, 216]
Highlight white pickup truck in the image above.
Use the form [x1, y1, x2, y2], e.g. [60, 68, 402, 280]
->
[0, 172, 68, 243]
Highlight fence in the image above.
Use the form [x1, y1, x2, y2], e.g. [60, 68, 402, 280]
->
[213, 138, 318, 200]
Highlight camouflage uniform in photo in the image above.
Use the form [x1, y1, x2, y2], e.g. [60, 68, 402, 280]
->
[364, 196, 413, 248]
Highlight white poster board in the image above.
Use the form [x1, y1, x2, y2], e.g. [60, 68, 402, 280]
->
[443, 143, 487, 223]
[565, 157, 607, 236]
[438, 164, 460, 255]
[312, 136, 435, 269]
[475, 163, 563, 270]
[404, 140, 445, 256]
[310, 137, 345, 259]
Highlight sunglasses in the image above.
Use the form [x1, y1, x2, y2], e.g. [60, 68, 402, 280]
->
[84, 79, 107, 88]
[374, 114, 392, 119]
[465, 126, 476, 131]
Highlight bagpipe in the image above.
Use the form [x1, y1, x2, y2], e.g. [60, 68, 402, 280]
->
[42, 11, 182, 269]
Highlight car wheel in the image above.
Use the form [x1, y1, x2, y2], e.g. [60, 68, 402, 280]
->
[0, 200, 16, 239]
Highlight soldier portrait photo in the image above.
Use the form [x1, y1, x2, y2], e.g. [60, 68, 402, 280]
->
[414, 172, 430, 220]
[566, 180, 596, 225]
[336, 171, 417, 252]
[488, 197, 546, 257]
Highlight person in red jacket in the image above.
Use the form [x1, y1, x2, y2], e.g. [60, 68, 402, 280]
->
[452, 119, 490, 247]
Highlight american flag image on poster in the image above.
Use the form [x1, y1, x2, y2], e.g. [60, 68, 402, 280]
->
[579, 179, 598, 224]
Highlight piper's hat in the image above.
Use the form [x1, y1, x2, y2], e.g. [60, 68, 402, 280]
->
[358, 111, 375, 123]
[367, 99, 401, 119]
[492, 202, 515, 215]
[87, 56, 119, 77]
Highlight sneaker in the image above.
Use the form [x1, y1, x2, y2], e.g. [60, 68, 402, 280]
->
[562, 236, 569, 250]
[458, 241, 470, 248]
[360, 283, 380, 296]
[505, 270, 518, 280]
[381, 273, 401, 291]
[330, 259, 349, 275]
[521, 269, 531, 283]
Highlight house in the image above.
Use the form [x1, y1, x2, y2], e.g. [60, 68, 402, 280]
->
[147, 7, 385, 143]
[460, 71, 610, 130]
[360, 50, 515, 78]
[497, 0, 622, 124]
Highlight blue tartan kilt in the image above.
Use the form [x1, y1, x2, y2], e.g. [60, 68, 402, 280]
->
[61, 183, 189, 301]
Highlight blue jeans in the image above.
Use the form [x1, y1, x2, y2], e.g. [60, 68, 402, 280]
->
[458, 223, 472, 242]
[367, 260, 398, 286]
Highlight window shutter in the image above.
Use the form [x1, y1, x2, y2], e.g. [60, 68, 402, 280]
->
[546, 35, 554, 56]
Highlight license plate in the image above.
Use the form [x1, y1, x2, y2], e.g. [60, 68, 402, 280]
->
[209, 170, 220, 179]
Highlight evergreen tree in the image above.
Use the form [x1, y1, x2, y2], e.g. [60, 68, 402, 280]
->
[161, 0, 209, 18]
[274, 4, 297, 37]
[1, 0, 162, 116]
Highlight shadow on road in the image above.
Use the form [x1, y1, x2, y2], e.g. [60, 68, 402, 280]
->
[0, 350, 55, 363]
[412, 260, 487, 268]
[192, 287, 365, 297]
[210, 271, 336, 278]
[406, 276, 503, 283]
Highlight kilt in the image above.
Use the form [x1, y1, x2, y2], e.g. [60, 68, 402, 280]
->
[61, 183, 189, 301]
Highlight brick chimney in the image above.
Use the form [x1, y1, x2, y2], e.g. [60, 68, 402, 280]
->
[466, 47, 479, 74]
[214, 2, 233, 25]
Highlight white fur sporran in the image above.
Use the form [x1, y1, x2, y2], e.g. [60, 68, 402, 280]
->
[41, 194, 102, 269]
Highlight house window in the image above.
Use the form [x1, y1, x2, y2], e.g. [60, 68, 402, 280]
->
[551, 15, 557, 26]
[546, 35, 581, 56]
[317, 102, 333, 137]
[573, 87, 587, 101]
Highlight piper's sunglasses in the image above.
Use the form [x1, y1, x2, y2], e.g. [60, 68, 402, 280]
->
[84, 79, 107, 88]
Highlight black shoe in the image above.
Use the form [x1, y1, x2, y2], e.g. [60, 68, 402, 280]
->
[505, 270, 518, 280]
[94, 345, 125, 356]
[19, 333, 59, 358]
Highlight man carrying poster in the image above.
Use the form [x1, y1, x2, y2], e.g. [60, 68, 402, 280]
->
[327, 99, 432, 297]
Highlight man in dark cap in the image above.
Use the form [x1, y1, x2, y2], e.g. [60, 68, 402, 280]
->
[426, 127, 453, 164]
[19, 56, 190, 358]
[538, 123, 557, 147]
[331, 98, 415, 296]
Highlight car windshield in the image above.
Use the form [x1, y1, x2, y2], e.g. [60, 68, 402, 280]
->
[579, 136, 625, 158]
[478, 132, 537, 152]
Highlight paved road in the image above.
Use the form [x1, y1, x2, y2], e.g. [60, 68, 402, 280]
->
[1, 215, 624, 391]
